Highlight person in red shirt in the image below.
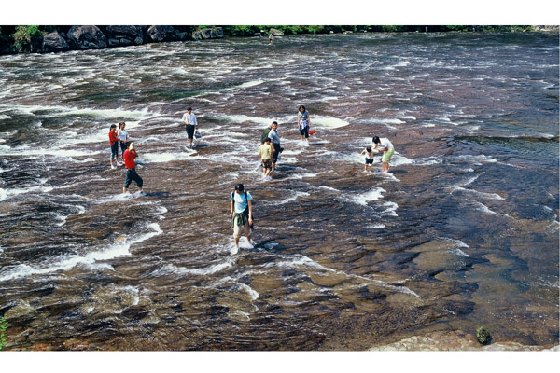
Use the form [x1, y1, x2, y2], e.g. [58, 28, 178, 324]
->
[108, 124, 119, 169]
[122, 142, 144, 194]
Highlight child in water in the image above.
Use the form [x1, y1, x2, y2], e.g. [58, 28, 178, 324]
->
[360, 145, 377, 173]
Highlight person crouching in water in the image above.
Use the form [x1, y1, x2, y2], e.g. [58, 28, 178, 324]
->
[230, 183, 254, 254]
[122, 142, 144, 194]
[372, 136, 395, 173]
[259, 137, 273, 177]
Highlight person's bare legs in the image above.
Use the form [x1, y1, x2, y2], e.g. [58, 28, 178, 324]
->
[382, 161, 389, 173]
[245, 223, 255, 246]
[232, 223, 241, 251]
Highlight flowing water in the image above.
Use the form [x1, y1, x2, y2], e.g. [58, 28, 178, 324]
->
[0, 32, 558, 351]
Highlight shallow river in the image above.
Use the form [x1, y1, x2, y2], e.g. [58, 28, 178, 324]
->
[0, 32, 558, 350]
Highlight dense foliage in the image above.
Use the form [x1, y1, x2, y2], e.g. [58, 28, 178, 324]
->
[0, 316, 7, 351]
[13, 25, 42, 52]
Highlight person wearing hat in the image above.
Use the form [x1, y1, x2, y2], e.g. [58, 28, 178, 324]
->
[182, 107, 198, 148]
[230, 183, 254, 254]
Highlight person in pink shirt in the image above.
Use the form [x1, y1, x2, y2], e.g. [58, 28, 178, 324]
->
[108, 124, 119, 169]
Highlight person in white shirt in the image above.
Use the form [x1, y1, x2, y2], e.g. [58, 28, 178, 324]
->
[181, 107, 198, 148]
[372, 136, 395, 173]
[117, 121, 129, 164]
[360, 145, 378, 173]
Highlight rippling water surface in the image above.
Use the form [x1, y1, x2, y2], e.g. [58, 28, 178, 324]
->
[0, 32, 558, 351]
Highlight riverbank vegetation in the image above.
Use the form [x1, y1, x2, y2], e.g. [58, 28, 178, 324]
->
[0, 24, 542, 54]
[223, 25, 536, 35]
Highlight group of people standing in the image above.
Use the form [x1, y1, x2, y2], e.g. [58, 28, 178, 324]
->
[258, 121, 282, 177]
[108, 121, 130, 169]
[107, 121, 143, 194]
[257, 105, 312, 178]
[107, 105, 395, 254]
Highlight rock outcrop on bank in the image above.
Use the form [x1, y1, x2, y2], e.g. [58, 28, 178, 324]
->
[0, 25, 555, 56]
[1, 25, 223, 55]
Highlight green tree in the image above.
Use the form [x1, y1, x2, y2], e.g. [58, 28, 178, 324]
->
[13, 25, 41, 52]
[0, 316, 7, 351]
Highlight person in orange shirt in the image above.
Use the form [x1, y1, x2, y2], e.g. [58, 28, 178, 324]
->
[108, 124, 119, 169]
[122, 142, 144, 194]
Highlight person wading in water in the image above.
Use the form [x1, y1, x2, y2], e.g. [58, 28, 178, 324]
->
[182, 107, 198, 148]
[122, 142, 144, 194]
[230, 183, 254, 254]
[372, 135, 395, 174]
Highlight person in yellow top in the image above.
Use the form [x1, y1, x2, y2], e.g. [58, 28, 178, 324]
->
[258, 137, 273, 177]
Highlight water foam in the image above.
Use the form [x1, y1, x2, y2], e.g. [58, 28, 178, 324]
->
[382, 201, 399, 216]
[2, 185, 54, 200]
[175, 260, 233, 276]
[349, 187, 385, 206]
[141, 151, 198, 163]
[0, 223, 162, 282]
[312, 116, 349, 129]
[266, 254, 419, 297]
[238, 283, 260, 300]
[235, 80, 265, 89]
[275, 191, 310, 205]
[216, 114, 272, 126]
[452, 186, 505, 201]
[455, 154, 498, 165]
[473, 201, 497, 215]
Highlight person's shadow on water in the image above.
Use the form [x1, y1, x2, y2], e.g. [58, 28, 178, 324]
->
[142, 191, 171, 198]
